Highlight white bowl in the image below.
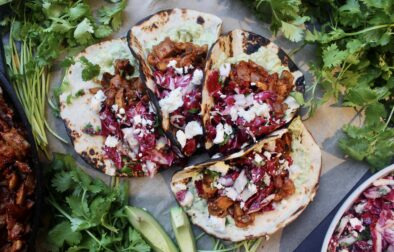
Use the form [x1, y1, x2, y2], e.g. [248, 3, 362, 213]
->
[321, 163, 394, 252]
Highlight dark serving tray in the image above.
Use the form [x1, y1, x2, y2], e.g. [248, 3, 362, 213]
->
[0, 37, 42, 252]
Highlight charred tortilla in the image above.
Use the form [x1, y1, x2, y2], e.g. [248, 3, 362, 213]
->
[202, 29, 305, 155]
[59, 38, 177, 177]
[170, 117, 321, 241]
[128, 8, 222, 156]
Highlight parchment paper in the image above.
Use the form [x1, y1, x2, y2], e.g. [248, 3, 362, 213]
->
[47, 0, 369, 251]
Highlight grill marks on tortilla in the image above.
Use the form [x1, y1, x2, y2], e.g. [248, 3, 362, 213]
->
[80, 150, 105, 170]
[243, 32, 270, 55]
[295, 76, 305, 93]
[140, 10, 172, 32]
[197, 16, 205, 24]
[277, 49, 298, 72]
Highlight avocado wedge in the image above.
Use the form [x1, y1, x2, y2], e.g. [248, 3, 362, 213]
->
[170, 207, 196, 252]
[125, 206, 178, 252]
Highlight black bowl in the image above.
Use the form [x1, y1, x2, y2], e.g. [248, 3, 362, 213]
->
[0, 39, 42, 252]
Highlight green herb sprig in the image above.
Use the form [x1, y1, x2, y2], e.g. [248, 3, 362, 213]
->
[245, 0, 394, 170]
[44, 153, 150, 251]
[3, 0, 127, 153]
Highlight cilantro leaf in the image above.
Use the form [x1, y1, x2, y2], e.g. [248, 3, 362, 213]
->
[343, 85, 389, 107]
[45, 154, 151, 250]
[322, 44, 348, 68]
[280, 21, 304, 42]
[74, 18, 94, 45]
[98, 0, 126, 31]
[95, 25, 113, 38]
[69, 2, 91, 21]
[47, 221, 82, 247]
[79, 56, 100, 81]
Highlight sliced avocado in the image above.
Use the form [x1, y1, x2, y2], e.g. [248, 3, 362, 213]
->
[125, 206, 178, 252]
[170, 207, 196, 252]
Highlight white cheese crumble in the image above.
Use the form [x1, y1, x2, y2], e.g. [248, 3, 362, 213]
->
[223, 123, 233, 135]
[229, 107, 238, 121]
[91, 90, 106, 112]
[254, 154, 263, 163]
[354, 202, 366, 214]
[349, 218, 364, 231]
[233, 170, 248, 193]
[184, 121, 203, 139]
[159, 87, 184, 114]
[167, 60, 177, 68]
[119, 108, 125, 114]
[239, 183, 257, 202]
[122, 128, 139, 149]
[191, 69, 203, 85]
[105, 135, 119, 147]
[219, 63, 231, 79]
[224, 187, 238, 201]
[176, 130, 187, 148]
[238, 108, 255, 122]
[133, 115, 142, 124]
[167, 60, 185, 75]
[263, 151, 272, 160]
[213, 123, 225, 144]
[111, 104, 119, 112]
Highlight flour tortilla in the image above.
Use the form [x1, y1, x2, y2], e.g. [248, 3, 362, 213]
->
[202, 29, 305, 151]
[171, 117, 321, 241]
[59, 38, 139, 177]
[128, 8, 222, 151]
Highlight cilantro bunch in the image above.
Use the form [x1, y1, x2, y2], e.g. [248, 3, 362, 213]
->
[245, 0, 394, 170]
[5, 0, 126, 66]
[2, 0, 127, 154]
[44, 153, 150, 251]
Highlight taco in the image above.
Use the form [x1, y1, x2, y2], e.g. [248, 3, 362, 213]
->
[202, 29, 305, 155]
[128, 9, 222, 156]
[60, 38, 178, 177]
[170, 117, 321, 241]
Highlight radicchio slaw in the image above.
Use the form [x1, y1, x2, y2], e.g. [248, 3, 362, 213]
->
[205, 60, 298, 155]
[328, 173, 394, 252]
[148, 37, 207, 156]
[86, 59, 177, 177]
[173, 131, 296, 228]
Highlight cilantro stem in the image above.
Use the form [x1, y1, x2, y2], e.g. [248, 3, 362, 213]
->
[196, 232, 206, 241]
[7, 20, 68, 154]
[343, 24, 394, 37]
[288, 43, 307, 57]
[198, 242, 243, 252]
[384, 105, 394, 130]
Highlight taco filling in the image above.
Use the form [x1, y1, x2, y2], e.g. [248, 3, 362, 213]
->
[173, 131, 295, 229]
[328, 173, 394, 252]
[205, 60, 296, 155]
[147, 37, 207, 156]
[86, 59, 176, 176]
